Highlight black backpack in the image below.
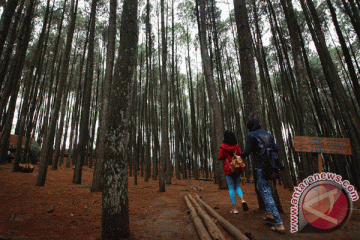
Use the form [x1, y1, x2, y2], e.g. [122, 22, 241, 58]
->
[256, 134, 285, 180]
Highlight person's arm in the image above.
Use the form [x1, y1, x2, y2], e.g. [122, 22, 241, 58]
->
[236, 145, 241, 155]
[218, 147, 226, 160]
[239, 133, 253, 159]
[271, 135, 280, 152]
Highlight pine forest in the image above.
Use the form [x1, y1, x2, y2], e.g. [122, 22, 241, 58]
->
[1, 0, 360, 238]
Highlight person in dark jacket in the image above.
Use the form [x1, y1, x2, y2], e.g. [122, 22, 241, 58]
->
[218, 130, 249, 214]
[240, 119, 286, 235]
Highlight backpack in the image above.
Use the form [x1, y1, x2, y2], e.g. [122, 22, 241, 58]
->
[256, 134, 285, 180]
[227, 151, 246, 173]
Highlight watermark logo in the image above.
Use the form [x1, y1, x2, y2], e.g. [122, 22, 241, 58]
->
[290, 172, 358, 233]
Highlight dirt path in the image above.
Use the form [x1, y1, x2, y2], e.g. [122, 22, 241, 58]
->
[1, 163, 359, 239]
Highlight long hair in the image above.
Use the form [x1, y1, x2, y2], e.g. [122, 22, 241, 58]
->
[223, 130, 237, 145]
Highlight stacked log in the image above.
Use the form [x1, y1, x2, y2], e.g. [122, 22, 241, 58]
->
[188, 194, 225, 240]
[195, 194, 249, 240]
[184, 194, 249, 240]
[184, 195, 212, 240]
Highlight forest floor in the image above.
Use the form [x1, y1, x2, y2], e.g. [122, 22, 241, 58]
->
[1, 162, 360, 240]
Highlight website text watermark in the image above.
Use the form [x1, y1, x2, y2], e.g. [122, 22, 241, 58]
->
[290, 172, 358, 233]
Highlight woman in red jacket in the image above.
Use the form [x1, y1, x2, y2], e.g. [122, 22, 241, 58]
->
[218, 130, 249, 214]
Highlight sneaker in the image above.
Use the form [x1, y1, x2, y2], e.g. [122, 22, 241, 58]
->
[242, 202, 249, 211]
[230, 209, 239, 214]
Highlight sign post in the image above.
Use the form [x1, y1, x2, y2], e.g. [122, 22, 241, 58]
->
[294, 136, 352, 173]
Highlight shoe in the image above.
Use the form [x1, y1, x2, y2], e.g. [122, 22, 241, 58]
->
[242, 202, 249, 211]
[263, 213, 275, 223]
[271, 225, 286, 235]
[230, 209, 239, 214]
[264, 218, 276, 225]
[263, 216, 276, 224]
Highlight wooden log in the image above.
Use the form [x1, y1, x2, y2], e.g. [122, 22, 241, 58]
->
[188, 194, 226, 240]
[197, 178, 213, 181]
[195, 194, 249, 240]
[184, 195, 212, 240]
[190, 185, 204, 191]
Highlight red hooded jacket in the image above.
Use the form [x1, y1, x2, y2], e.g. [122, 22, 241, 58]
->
[218, 143, 242, 175]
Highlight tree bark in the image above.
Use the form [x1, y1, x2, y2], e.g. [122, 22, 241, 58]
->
[73, 0, 97, 185]
[159, 0, 170, 191]
[233, 0, 261, 120]
[0, 0, 19, 60]
[0, 0, 34, 164]
[196, 0, 227, 189]
[91, 0, 116, 192]
[101, 0, 138, 238]
[36, 0, 78, 186]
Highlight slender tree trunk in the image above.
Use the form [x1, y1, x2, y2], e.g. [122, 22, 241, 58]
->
[0, 0, 34, 164]
[253, 0, 293, 190]
[0, 0, 24, 90]
[52, 86, 70, 170]
[41, 0, 67, 149]
[13, 0, 52, 170]
[101, 0, 138, 238]
[12, 70, 32, 169]
[233, 0, 261, 120]
[91, 0, 116, 192]
[171, 1, 180, 180]
[0, 86, 19, 164]
[159, 0, 169, 191]
[301, 0, 360, 187]
[73, 0, 97, 185]
[326, 0, 360, 106]
[60, 102, 72, 166]
[196, 0, 227, 189]
[0, 0, 19, 60]
[36, 0, 78, 186]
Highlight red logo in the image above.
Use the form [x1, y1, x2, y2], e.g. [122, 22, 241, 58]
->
[301, 183, 349, 230]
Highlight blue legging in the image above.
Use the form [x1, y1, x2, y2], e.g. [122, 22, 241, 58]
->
[256, 168, 283, 225]
[225, 174, 244, 205]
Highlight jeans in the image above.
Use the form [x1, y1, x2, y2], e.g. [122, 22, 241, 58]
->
[225, 174, 243, 205]
[256, 168, 283, 225]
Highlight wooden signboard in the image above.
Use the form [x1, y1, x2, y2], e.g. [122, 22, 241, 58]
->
[294, 136, 352, 155]
[294, 136, 352, 173]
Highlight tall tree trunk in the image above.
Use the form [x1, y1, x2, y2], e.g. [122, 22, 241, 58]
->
[101, 0, 138, 238]
[210, 0, 231, 130]
[326, 0, 360, 106]
[253, 0, 293, 191]
[12, 0, 52, 171]
[196, 0, 227, 189]
[52, 84, 71, 169]
[159, 0, 169, 191]
[0, 85, 19, 164]
[41, 0, 67, 150]
[60, 101, 72, 166]
[36, 0, 78, 186]
[0, 0, 34, 164]
[12, 71, 32, 169]
[233, 0, 261, 120]
[0, 0, 24, 90]
[73, 0, 97, 185]
[301, 0, 360, 187]
[234, 0, 285, 211]
[170, 0, 180, 180]
[91, 0, 116, 190]
[188, 70, 198, 180]
[0, 0, 19, 60]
